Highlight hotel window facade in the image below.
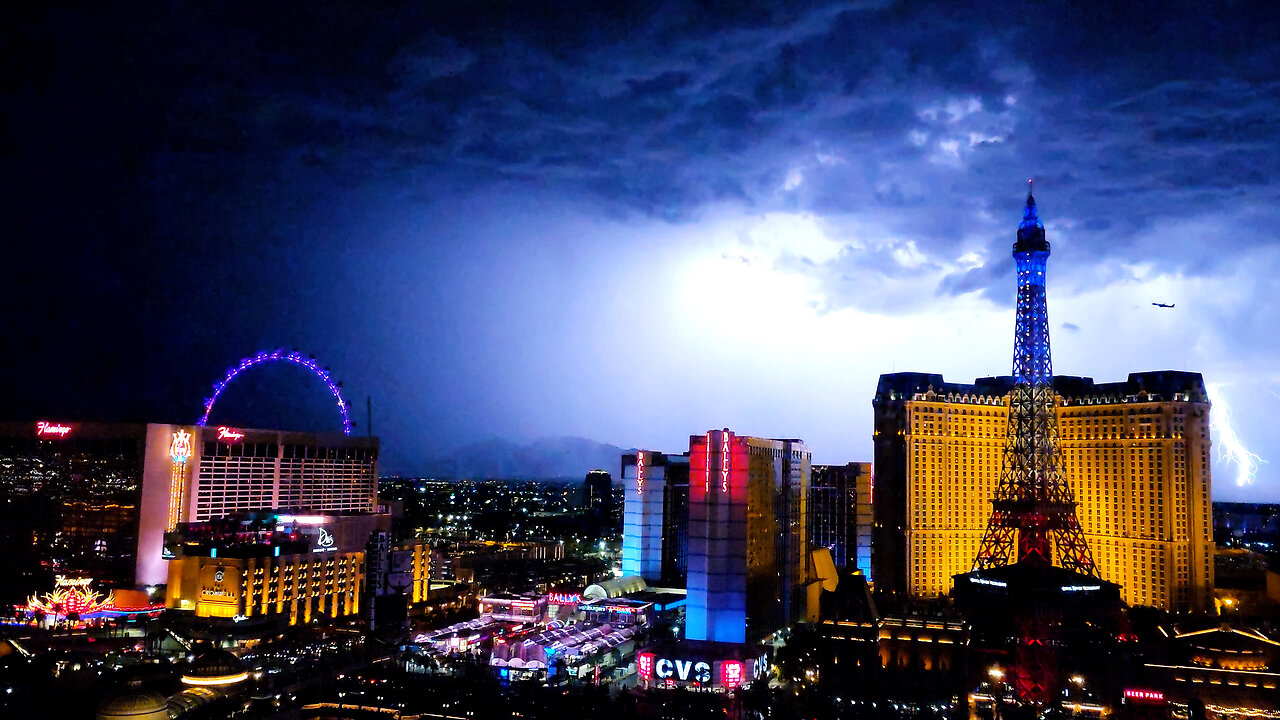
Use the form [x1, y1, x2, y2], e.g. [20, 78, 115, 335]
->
[872, 371, 1213, 612]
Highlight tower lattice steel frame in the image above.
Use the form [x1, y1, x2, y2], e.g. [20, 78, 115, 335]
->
[973, 188, 1098, 574]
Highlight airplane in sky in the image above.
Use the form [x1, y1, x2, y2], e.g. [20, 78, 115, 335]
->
[1152, 302, 1175, 308]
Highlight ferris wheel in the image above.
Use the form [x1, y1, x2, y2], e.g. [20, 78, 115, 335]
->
[197, 349, 354, 435]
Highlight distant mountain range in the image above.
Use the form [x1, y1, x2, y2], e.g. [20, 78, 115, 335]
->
[416, 437, 633, 481]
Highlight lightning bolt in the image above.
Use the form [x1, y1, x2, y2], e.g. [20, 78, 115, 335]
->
[1206, 383, 1264, 487]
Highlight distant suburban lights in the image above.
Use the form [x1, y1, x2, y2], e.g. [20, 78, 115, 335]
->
[971, 577, 1007, 587]
[636, 451, 646, 494]
[35, 421, 72, 438]
[167, 429, 193, 531]
[216, 426, 245, 442]
[721, 660, 745, 688]
[720, 432, 731, 493]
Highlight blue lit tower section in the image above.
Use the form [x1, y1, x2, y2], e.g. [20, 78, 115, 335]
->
[686, 430, 748, 643]
[974, 189, 1097, 574]
[621, 451, 666, 580]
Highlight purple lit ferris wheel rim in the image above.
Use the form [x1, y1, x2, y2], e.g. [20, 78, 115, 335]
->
[198, 350, 353, 436]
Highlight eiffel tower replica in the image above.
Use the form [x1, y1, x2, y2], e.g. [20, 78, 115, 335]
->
[973, 184, 1097, 573]
[954, 185, 1121, 705]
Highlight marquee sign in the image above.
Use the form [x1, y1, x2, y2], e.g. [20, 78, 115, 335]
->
[636, 451, 646, 493]
[36, 421, 73, 438]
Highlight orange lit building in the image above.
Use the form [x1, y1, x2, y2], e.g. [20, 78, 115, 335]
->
[872, 371, 1213, 611]
[165, 550, 364, 624]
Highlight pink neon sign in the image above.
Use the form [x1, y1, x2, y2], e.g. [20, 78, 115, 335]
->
[216, 426, 245, 442]
[704, 432, 712, 494]
[721, 660, 744, 688]
[638, 653, 654, 679]
[720, 432, 731, 493]
[36, 421, 73, 438]
[636, 451, 646, 493]
[1124, 689, 1164, 703]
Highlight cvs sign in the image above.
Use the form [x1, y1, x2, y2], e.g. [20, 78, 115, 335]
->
[654, 657, 712, 683]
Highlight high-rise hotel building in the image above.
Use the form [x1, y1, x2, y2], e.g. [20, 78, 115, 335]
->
[686, 430, 811, 644]
[872, 371, 1213, 611]
[0, 421, 378, 596]
[809, 462, 873, 577]
[621, 451, 689, 587]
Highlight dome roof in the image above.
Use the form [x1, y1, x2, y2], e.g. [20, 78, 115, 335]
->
[97, 690, 169, 720]
[181, 649, 248, 686]
[583, 575, 646, 600]
[189, 649, 244, 676]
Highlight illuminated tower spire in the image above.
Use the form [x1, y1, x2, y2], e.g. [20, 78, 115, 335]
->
[973, 189, 1098, 574]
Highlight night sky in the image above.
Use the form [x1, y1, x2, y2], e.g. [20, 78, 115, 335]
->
[4, 2, 1279, 500]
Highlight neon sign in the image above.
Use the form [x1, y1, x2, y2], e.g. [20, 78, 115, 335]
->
[313, 527, 336, 552]
[1124, 689, 1164, 703]
[55, 575, 94, 589]
[638, 652, 654, 678]
[654, 658, 711, 683]
[636, 451, 646, 494]
[548, 592, 581, 605]
[720, 432, 731, 493]
[170, 429, 193, 463]
[721, 660, 744, 688]
[36, 421, 73, 438]
[216, 426, 245, 442]
[704, 432, 712, 493]
[1061, 585, 1101, 592]
[168, 429, 193, 531]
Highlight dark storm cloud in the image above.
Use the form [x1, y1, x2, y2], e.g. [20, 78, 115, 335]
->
[6, 0, 1280, 471]
[18, 0, 1278, 265]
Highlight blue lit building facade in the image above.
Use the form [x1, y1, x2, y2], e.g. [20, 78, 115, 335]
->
[621, 451, 688, 586]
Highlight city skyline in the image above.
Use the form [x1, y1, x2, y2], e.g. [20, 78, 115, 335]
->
[5, 2, 1280, 502]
